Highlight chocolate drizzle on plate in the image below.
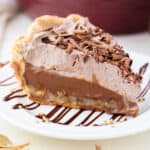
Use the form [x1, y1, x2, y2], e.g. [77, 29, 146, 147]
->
[36, 107, 105, 126]
[137, 79, 150, 98]
[63, 109, 84, 125]
[110, 114, 126, 122]
[3, 89, 27, 101]
[93, 114, 127, 126]
[0, 61, 9, 68]
[83, 111, 104, 126]
[0, 75, 16, 86]
[36, 106, 72, 124]
[0, 61, 16, 86]
[136, 62, 150, 99]
[52, 107, 72, 123]
[139, 63, 149, 76]
[13, 102, 40, 110]
[78, 110, 95, 126]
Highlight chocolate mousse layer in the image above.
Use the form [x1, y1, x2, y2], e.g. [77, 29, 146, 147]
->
[25, 63, 122, 100]
[12, 15, 142, 116]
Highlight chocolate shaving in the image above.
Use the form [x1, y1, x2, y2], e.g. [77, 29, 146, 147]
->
[112, 54, 123, 61]
[74, 29, 88, 35]
[69, 38, 82, 51]
[41, 37, 50, 44]
[55, 36, 62, 45]
[92, 27, 103, 36]
[67, 43, 74, 53]
[59, 33, 72, 37]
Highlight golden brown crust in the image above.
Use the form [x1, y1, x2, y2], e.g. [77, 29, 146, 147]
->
[28, 93, 138, 116]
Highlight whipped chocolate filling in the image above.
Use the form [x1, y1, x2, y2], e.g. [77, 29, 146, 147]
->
[24, 63, 122, 100]
[28, 17, 141, 83]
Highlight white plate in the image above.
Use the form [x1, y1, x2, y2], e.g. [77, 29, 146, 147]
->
[0, 51, 149, 140]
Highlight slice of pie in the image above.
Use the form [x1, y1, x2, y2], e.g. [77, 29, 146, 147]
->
[11, 14, 142, 116]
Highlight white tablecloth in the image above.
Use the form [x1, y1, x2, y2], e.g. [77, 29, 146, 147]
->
[0, 14, 150, 150]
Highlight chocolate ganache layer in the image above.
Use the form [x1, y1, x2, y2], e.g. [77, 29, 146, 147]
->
[12, 15, 142, 116]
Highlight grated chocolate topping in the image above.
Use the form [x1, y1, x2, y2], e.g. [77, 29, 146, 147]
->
[40, 18, 141, 83]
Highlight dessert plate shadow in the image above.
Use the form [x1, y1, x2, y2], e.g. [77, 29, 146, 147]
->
[0, 51, 149, 140]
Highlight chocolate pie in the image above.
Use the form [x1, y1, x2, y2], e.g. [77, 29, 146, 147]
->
[11, 14, 142, 116]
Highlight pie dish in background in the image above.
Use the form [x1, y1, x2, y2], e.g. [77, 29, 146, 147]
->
[18, 0, 150, 34]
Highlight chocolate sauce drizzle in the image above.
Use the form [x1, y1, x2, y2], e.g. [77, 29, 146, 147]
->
[36, 106, 72, 124]
[36, 107, 105, 126]
[4, 89, 27, 101]
[52, 107, 72, 123]
[63, 109, 84, 125]
[0, 61, 9, 68]
[83, 111, 104, 126]
[93, 114, 127, 126]
[137, 62, 150, 99]
[13, 102, 40, 110]
[0, 75, 16, 86]
[139, 63, 149, 75]
[36, 107, 125, 126]
[0, 61, 16, 86]
[78, 110, 95, 126]
[44, 105, 61, 119]
[137, 79, 150, 99]
[110, 114, 127, 122]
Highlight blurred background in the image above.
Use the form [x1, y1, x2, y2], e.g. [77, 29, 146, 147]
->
[0, 0, 149, 61]
[1, 0, 150, 33]
[0, 0, 150, 59]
